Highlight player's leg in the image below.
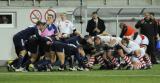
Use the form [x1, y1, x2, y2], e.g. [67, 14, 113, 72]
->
[105, 50, 120, 69]
[117, 48, 133, 70]
[11, 35, 27, 71]
[141, 44, 152, 68]
[143, 53, 152, 69]
[117, 49, 132, 65]
[51, 41, 66, 70]
[50, 51, 57, 64]
[56, 52, 65, 70]
[21, 37, 39, 70]
[67, 46, 88, 71]
[131, 56, 144, 69]
[134, 49, 147, 69]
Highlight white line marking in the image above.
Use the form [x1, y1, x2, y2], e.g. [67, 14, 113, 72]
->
[0, 73, 160, 77]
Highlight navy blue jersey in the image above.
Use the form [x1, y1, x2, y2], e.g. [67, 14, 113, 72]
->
[62, 36, 81, 46]
[14, 26, 40, 40]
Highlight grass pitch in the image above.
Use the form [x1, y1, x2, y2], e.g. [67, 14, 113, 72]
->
[0, 65, 160, 83]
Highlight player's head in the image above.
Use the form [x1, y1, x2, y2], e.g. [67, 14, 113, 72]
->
[47, 14, 54, 24]
[150, 12, 155, 20]
[119, 23, 126, 29]
[94, 36, 101, 45]
[36, 21, 46, 31]
[92, 12, 98, 20]
[121, 38, 129, 46]
[144, 12, 151, 20]
[60, 13, 67, 21]
[84, 35, 94, 45]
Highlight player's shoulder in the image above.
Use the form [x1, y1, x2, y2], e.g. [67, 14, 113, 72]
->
[28, 25, 36, 28]
[27, 25, 38, 30]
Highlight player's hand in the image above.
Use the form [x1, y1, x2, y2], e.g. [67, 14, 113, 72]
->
[94, 28, 100, 33]
[155, 34, 159, 40]
[74, 31, 81, 36]
[118, 42, 123, 46]
[62, 34, 68, 38]
[46, 41, 52, 45]
[109, 39, 116, 46]
[55, 36, 60, 40]
[86, 38, 94, 45]
[56, 33, 62, 37]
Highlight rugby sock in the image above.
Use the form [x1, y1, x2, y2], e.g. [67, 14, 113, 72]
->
[137, 56, 146, 67]
[16, 56, 24, 69]
[136, 63, 143, 69]
[96, 56, 105, 66]
[10, 58, 18, 66]
[35, 59, 51, 70]
[21, 59, 32, 68]
[143, 56, 152, 66]
[22, 53, 29, 65]
[111, 58, 120, 67]
[60, 64, 65, 69]
[67, 56, 74, 68]
[123, 56, 132, 65]
[36, 59, 51, 67]
[74, 52, 88, 68]
[86, 56, 95, 68]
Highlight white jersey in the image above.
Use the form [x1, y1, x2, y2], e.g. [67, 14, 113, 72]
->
[97, 35, 122, 47]
[56, 20, 75, 35]
[124, 41, 140, 54]
[133, 34, 149, 45]
[133, 35, 142, 45]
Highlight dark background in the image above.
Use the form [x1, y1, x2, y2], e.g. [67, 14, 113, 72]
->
[0, 15, 12, 24]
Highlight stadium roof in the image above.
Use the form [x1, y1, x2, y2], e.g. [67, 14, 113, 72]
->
[73, 6, 160, 17]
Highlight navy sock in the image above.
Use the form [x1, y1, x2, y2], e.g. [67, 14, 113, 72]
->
[78, 56, 88, 68]
[35, 59, 51, 70]
[60, 64, 65, 69]
[67, 56, 74, 68]
[11, 58, 19, 68]
[16, 56, 24, 69]
[22, 59, 32, 68]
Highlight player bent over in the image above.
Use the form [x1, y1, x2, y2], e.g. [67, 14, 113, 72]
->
[8, 21, 46, 72]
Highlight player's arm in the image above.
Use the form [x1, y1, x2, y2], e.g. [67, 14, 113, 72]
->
[120, 27, 127, 38]
[99, 20, 106, 34]
[135, 20, 142, 29]
[119, 42, 132, 54]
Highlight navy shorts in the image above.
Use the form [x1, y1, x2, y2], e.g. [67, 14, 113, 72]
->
[26, 37, 39, 54]
[13, 35, 26, 56]
[51, 41, 78, 57]
[51, 41, 66, 52]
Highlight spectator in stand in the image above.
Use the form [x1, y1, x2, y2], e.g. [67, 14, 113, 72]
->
[86, 12, 106, 36]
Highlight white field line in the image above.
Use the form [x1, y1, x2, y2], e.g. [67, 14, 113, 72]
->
[0, 73, 160, 77]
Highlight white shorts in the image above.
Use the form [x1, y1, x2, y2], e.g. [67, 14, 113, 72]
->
[132, 48, 145, 62]
[131, 56, 140, 63]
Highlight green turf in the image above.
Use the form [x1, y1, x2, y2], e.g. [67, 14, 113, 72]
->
[0, 65, 160, 83]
